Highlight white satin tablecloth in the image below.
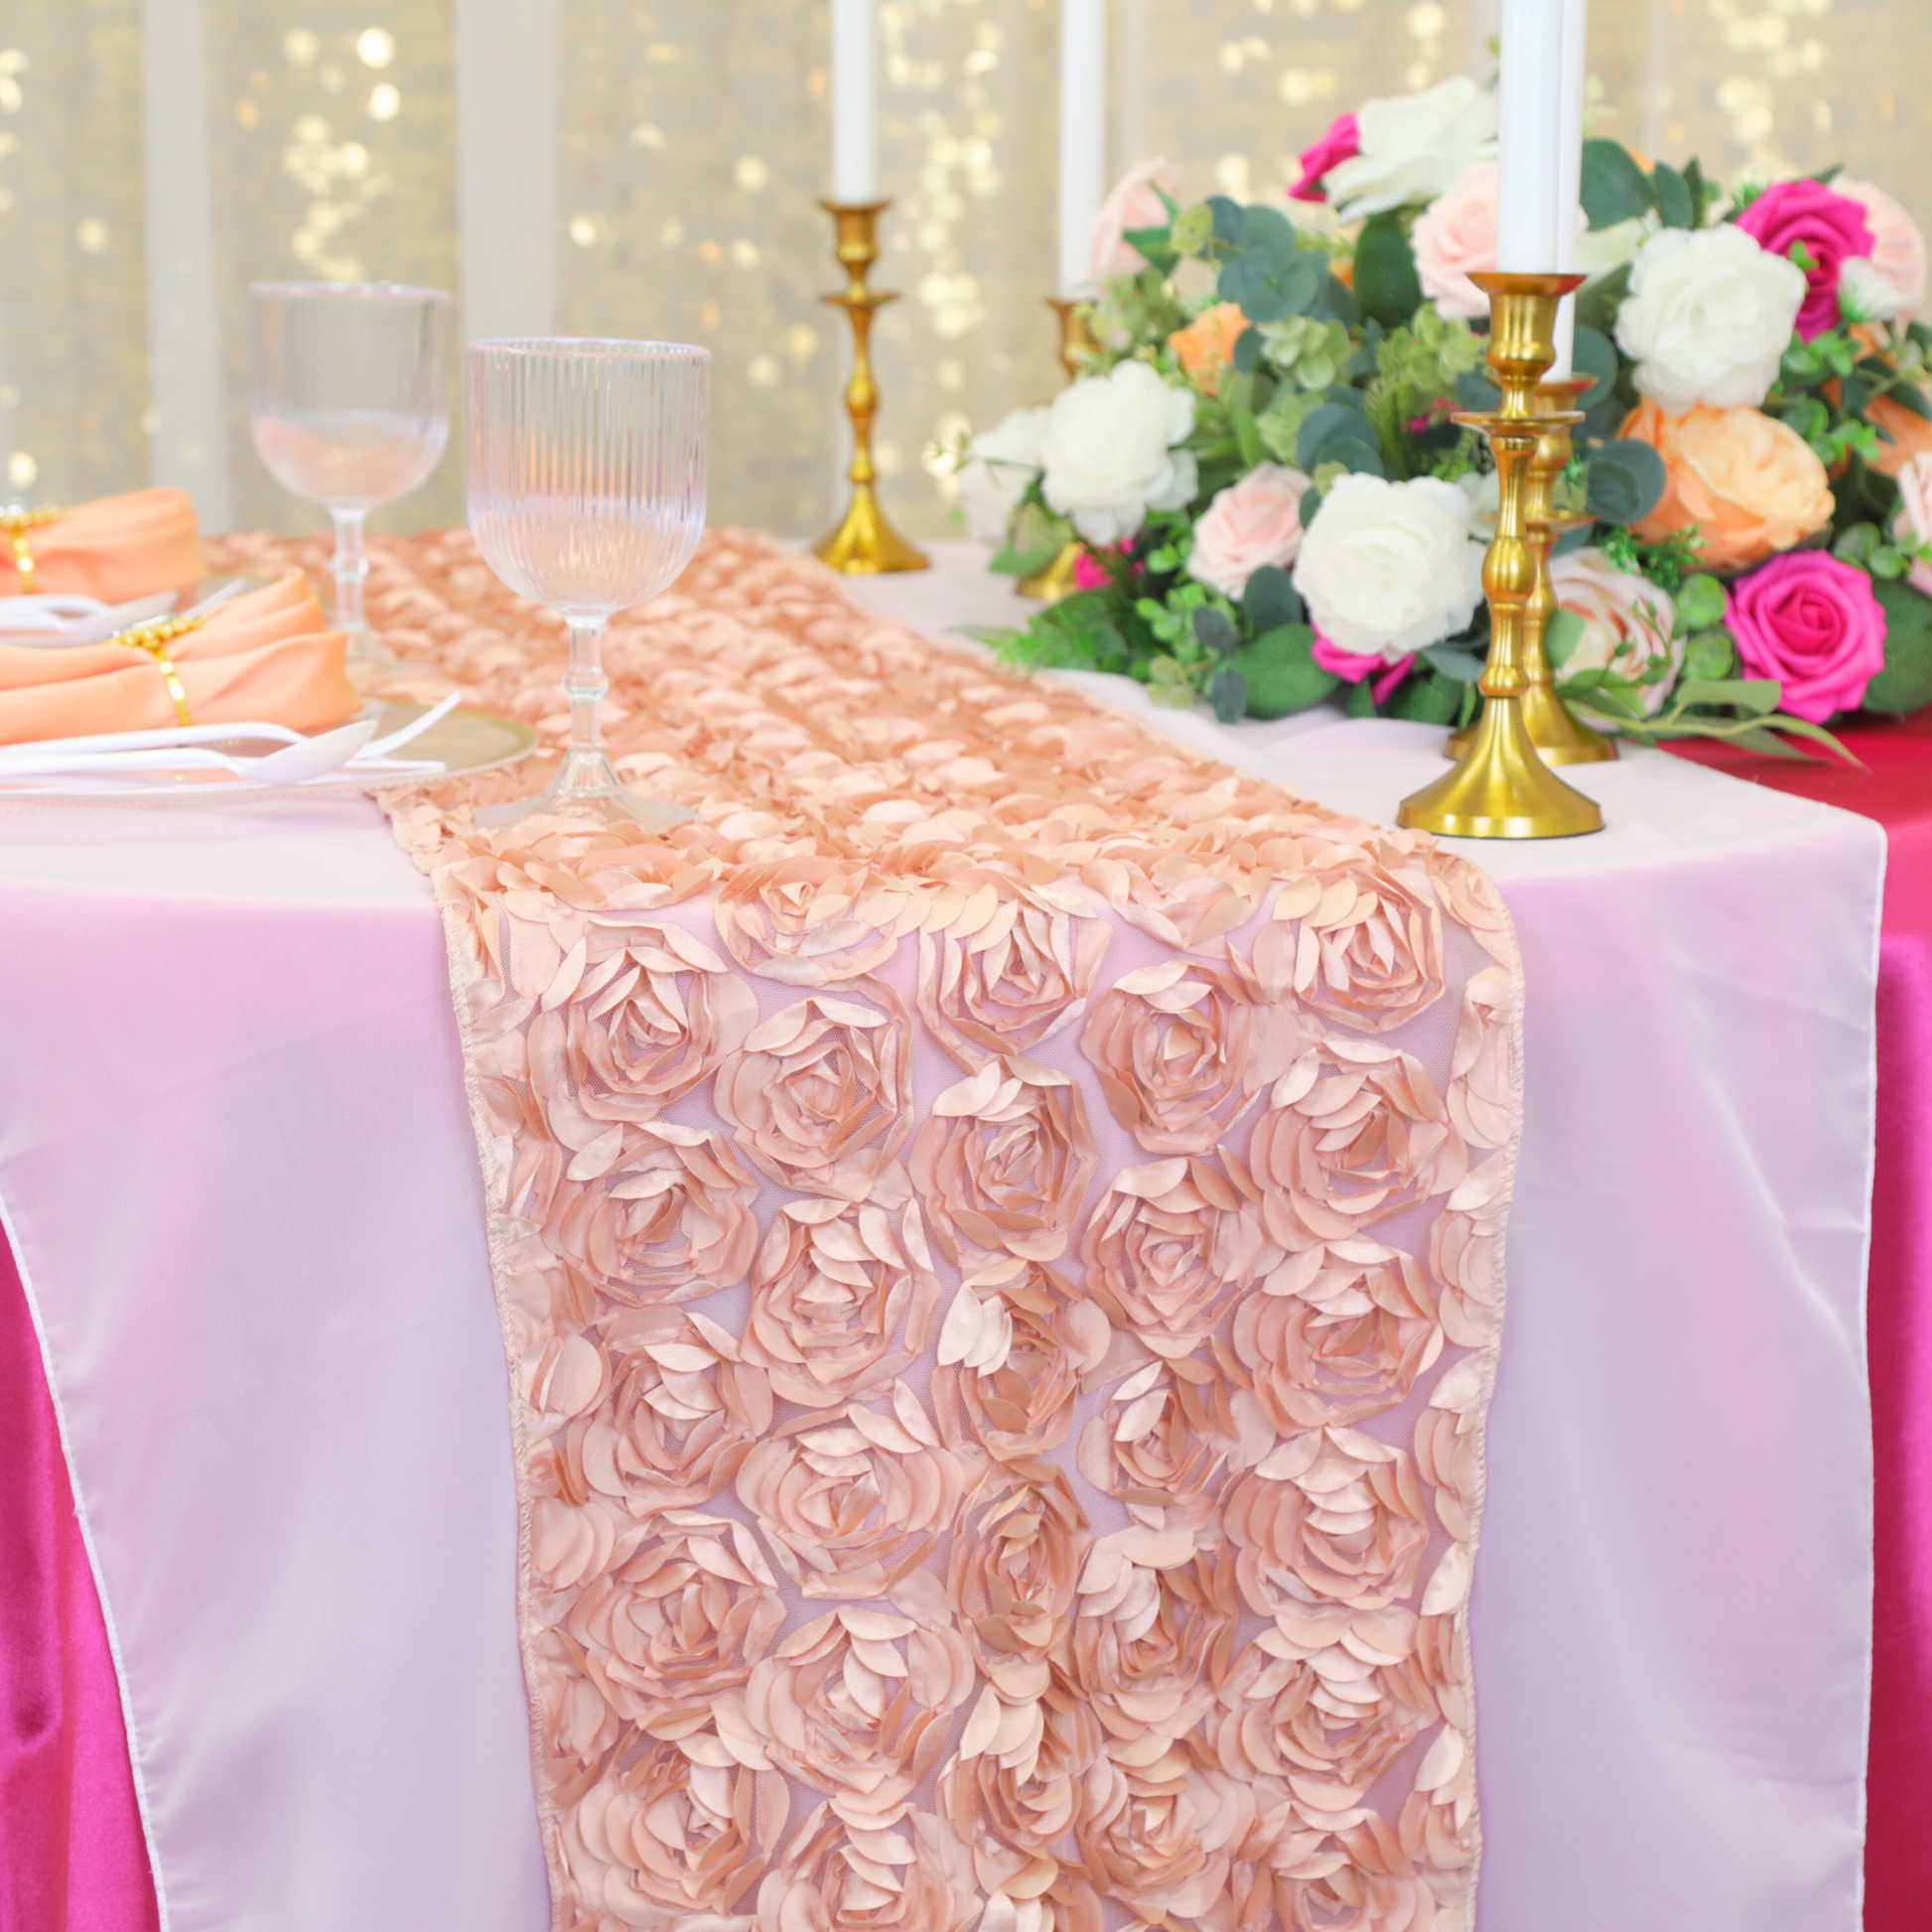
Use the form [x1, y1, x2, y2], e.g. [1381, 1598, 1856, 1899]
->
[0, 555, 1882, 1932]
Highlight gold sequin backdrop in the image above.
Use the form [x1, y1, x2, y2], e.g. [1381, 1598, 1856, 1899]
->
[2, 0, 1927, 539]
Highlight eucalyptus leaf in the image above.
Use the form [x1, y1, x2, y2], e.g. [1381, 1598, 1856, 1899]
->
[1296, 401, 1381, 472]
[1576, 264, 1632, 337]
[1232, 325, 1263, 375]
[1192, 605, 1239, 656]
[1209, 668, 1249, 725]
[1571, 327, 1619, 411]
[1221, 247, 1323, 326]
[1421, 643, 1486, 682]
[1545, 609, 1587, 668]
[1353, 210, 1424, 328]
[1229, 622, 1338, 719]
[1389, 672, 1459, 724]
[1455, 369, 1502, 415]
[1587, 439, 1668, 525]
[1205, 196, 1247, 247]
[1312, 276, 1361, 328]
[1243, 565, 1303, 633]
[1652, 161, 1694, 230]
[1581, 139, 1655, 229]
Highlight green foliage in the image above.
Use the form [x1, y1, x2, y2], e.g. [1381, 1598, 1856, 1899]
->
[1863, 578, 1932, 714]
[1353, 211, 1424, 329]
[1231, 624, 1336, 719]
[1581, 140, 1654, 228]
[1218, 205, 1324, 323]
[1585, 439, 1668, 526]
[1259, 315, 1351, 393]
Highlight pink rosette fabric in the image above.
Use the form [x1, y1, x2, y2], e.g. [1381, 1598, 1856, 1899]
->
[211, 523, 1526, 1932]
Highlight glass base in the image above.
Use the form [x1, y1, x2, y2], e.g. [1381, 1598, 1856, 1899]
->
[344, 625, 410, 683]
[474, 749, 695, 833]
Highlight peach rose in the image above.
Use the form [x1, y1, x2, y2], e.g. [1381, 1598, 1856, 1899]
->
[1412, 159, 1497, 321]
[939, 1695, 1104, 1890]
[1080, 1154, 1282, 1358]
[1075, 1750, 1233, 1925]
[1247, 1041, 1468, 1252]
[734, 1394, 972, 1599]
[1838, 178, 1928, 317]
[948, 1474, 1091, 1694]
[1080, 834, 1268, 954]
[1248, 836, 1449, 1035]
[1238, 1814, 1445, 1932]
[907, 1057, 1099, 1265]
[1222, 1429, 1431, 1615]
[1080, 954, 1309, 1155]
[1169, 302, 1251, 399]
[1869, 388, 1932, 480]
[715, 856, 926, 987]
[1547, 546, 1683, 714]
[1077, 1355, 1261, 1515]
[1230, 1244, 1444, 1430]
[714, 991, 912, 1202]
[917, 865, 1112, 1069]
[1092, 159, 1182, 288]
[1184, 462, 1316, 600]
[756, 1806, 964, 1932]
[743, 1198, 940, 1408]
[543, 1120, 759, 1305]
[1621, 398, 1835, 573]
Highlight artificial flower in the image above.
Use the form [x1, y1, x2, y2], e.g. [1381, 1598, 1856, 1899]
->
[958, 405, 1047, 545]
[1290, 112, 1359, 203]
[1725, 549, 1886, 722]
[1840, 255, 1908, 327]
[1412, 159, 1497, 321]
[1892, 451, 1932, 599]
[1090, 157, 1182, 288]
[1040, 358, 1198, 545]
[1733, 177, 1874, 340]
[1311, 631, 1416, 706]
[1548, 545, 1683, 714]
[1184, 461, 1312, 598]
[1837, 177, 1927, 316]
[1169, 301, 1249, 398]
[1321, 76, 1499, 222]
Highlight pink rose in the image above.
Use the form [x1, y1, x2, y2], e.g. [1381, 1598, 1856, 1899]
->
[1072, 550, 1112, 591]
[1090, 158, 1181, 288]
[1734, 179, 1874, 341]
[1311, 629, 1416, 706]
[1185, 462, 1313, 599]
[1412, 160, 1497, 321]
[1838, 177, 1928, 318]
[1291, 113, 1360, 204]
[1891, 451, 1932, 599]
[1725, 549, 1886, 721]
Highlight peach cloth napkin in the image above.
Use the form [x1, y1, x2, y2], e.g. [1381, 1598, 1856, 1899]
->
[1, 488, 207, 600]
[0, 571, 359, 746]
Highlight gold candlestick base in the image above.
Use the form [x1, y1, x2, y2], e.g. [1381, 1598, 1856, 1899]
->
[1017, 541, 1082, 601]
[1400, 274, 1602, 840]
[814, 199, 928, 576]
[1019, 298, 1101, 604]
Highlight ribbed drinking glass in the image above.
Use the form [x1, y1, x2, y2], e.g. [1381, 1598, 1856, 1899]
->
[465, 338, 709, 831]
[249, 283, 452, 666]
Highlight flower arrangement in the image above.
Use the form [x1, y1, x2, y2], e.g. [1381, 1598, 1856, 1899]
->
[948, 74, 1932, 752]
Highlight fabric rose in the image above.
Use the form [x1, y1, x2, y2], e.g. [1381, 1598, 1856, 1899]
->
[1230, 1244, 1443, 1430]
[1247, 1039, 1468, 1251]
[714, 991, 912, 1202]
[1311, 631, 1416, 706]
[1734, 177, 1874, 340]
[756, 1806, 964, 1932]
[1893, 452, 1932, 599]
[1290, 112, 1359, 203]
[715, 857, 926, 987]
[1223, 1431, 1432, 1615]
[1412, 159, 1496, 321]
[1621, 398, 1835, 573]
[734, 1394, 972, 1599]
[1838, 177, 1927, 317]
[959, 405, 1048, 546]
[1868, 388, 1932, 480]
[1077, 1357, 1260, 1515]
[1080, 1154, 1280, 1357]
[1725, 549, 1886, 722]
[545, 1120, 759, 1305]
[743, 1198, 940, 1408]
[908, 1057, 1099, 1264]
[916, 865, 1112, 1069]
[939, 1696, 1102, 1890]
[1614, 225, 1806, 411]
[1184, 462, 1313, 598]
[1169, 302, 1250, 400]
[1040, 359, 1198, 546]
[1293, 474, 1484, 659]
[947, 1475, 1091, 1694]
[1090, 158, 1181, 288]
[1321, 76, 1498, 222]
[1546, 546, 1683, 714]
[1079, 954, 1308, 1154]
[1248, 832, 1448, 1035]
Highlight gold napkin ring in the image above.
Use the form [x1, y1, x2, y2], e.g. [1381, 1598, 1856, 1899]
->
[110, 613, 202, 728]
[1, 504, 62, 595]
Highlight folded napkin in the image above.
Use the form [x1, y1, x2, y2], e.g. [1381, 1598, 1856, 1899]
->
[1, 488, 206, 600]
[0, 571, 359, 747]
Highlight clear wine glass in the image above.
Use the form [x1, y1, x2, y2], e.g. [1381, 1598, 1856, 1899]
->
[465, 338, 709, 832]
[249, 282, 452, 667]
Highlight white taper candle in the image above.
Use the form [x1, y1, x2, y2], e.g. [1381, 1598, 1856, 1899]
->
[1058, 0, 1107, 296]
[830, 0, 878, 204]
[1495, 0, 1565, 275]
[1551, 0, 1588, 375]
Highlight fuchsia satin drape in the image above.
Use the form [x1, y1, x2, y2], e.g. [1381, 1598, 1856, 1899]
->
[0, 1237, 156, 1932]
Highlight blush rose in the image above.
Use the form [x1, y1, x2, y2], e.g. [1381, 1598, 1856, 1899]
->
[1184, 461, 1313, 598]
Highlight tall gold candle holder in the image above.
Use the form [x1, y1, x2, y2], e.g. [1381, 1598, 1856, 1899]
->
[1445, 372, 1614, 764]
[814, 200, 928, 575]
[1018, 297, 1100, 603]
[1399, 272, 1603, 840]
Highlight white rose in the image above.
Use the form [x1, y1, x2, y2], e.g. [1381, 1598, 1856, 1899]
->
[958, 405, 1047, 545]
[1040, 359, 1198, 546]
[1322, 77, 1499, 223]
[1292, 474, 1485, 661]
[1548, 547, 1683, 716]
[1614, 225, 1805, 413]
[1840, 254, 1908, 327]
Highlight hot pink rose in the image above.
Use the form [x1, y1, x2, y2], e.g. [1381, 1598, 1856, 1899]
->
[1312, 629, 1416, 706]
[1291, 114, 1360, 204]
[1726, 549, 1886, 721]
[1412, 161, 1496, 321]
[1185, 462, 1313, 599]
[1073, 551, 1112, 591]
[1837, 178, 1928, 318]
[1734, 179, 1875, 341]
[1090, 159, 1181, 288]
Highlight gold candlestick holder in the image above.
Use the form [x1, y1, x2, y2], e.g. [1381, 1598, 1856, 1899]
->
[1399, 272, 1603, 840]
[1445, 373, 1615, 764]
[1018, 297, 1100, 603]
[814, 200, 928, 575]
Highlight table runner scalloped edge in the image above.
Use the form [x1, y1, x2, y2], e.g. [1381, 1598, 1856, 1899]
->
[213, 523, 1528, 1932]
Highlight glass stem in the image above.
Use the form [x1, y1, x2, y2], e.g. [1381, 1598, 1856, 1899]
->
[332, 506, 368, 643]
[564, 618, 608, 764]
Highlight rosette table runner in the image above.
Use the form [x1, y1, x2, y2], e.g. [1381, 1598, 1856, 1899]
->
[347, 529, 1526, 1932]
